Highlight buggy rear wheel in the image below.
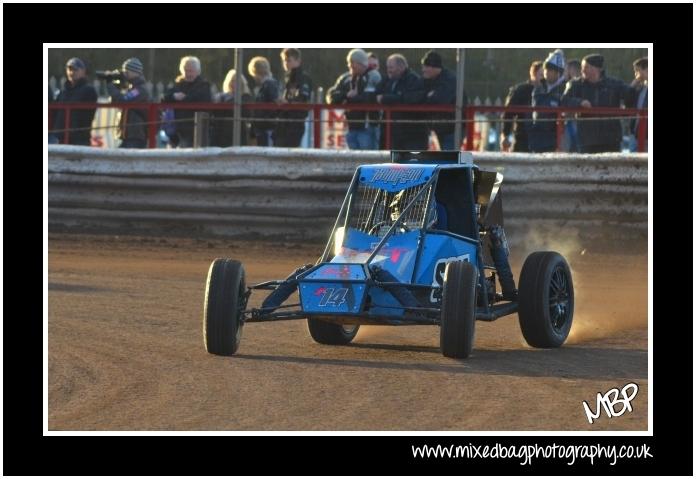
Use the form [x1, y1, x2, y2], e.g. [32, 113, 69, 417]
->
[518, 252, 574, 348]
[440, 260, 478, 359]
[204, 258, 246, 356]
[307, 319, 360, 345]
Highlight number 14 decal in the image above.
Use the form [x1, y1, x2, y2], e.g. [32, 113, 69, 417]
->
[318, 288, 349, 307]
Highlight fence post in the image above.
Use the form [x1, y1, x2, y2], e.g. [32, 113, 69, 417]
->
[385, 109, 392, 150]
[233, 48, 244, 146]
[194, 111, 210, 147]
[313, 105, 321, 149]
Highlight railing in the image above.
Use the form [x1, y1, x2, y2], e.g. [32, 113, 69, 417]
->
[48, 102, 648, 152]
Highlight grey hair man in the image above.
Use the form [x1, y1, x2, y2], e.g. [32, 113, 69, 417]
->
[376, 53, 428, 150]
[327, 48, 382, 150]
[163, 55, 212, 147]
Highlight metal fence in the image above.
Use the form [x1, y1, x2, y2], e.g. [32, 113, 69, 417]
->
[48, 101, 648, 152]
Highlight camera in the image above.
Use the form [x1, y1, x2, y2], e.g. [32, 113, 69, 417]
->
[95, 69, 125, 83]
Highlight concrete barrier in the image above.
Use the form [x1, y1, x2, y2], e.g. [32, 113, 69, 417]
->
[48, 146, 648, 248]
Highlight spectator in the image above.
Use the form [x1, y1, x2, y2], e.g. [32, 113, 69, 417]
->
[561, 53, 635, 153]
[51, 57, 98, 146]
[163, 56, 212, 148]
[327, 49, 381, 150]
[421, 50, 462, 151]
[376, 53, 428, 150]
[276, 48, 313, 147]
[367, 52, 380, 73]
[367, 52, 385, 148]
[562, 59, 582, 151]
[529, 49, 566, 152]
[106, 57, 151, 149]
[566, 59, 581, 80]
[500, 60, 542, 152]
[630, 57, 648, 147]
[211, 69, 252, 147]
[248, 56, 280, 146]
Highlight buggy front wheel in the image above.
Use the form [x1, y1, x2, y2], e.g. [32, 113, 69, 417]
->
[440, 260, 478, 359]
[203, 258, 246, 356]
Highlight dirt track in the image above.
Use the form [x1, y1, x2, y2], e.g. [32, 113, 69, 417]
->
[48, 233, 648, 431]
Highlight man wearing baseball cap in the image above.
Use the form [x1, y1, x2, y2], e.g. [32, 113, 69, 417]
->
[561, 53, 635, 153]
[50, 57, 98, 145]
[106, 57, 151, 148]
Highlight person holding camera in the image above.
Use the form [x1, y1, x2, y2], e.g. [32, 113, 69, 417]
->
[104, 57, 151, 148]
[50, 57, 98, 145]
[162, 56, 212, 148]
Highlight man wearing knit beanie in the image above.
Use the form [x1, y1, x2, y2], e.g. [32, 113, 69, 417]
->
[528, 49, 567, 152]
[106, 57, 151, 148]
[561, 52, 636, 152]
[122, 57, 144, 76]
[582, 54, 604, 70]
[421, 50, 463, 150]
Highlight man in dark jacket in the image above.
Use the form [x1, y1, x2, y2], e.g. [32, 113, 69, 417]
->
[106, 57, 151, 148]
[51, 57, 98, 146]
[528, 49, 566, 152]
[561, 54, 635, 153]
[630, 56, 648, 147]
[421, 50, 462, 151]
[276, 48, 312, 147]
[376, 54, 428, 150]
[327, 48, 381, 150]
[500, 60, 542, 152]
[163, 56, 212, 148]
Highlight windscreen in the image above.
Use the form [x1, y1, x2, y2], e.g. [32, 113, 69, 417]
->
[331, 181, 433, 264]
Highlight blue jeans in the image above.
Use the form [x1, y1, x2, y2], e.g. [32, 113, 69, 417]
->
[564, 121, 578, 152]
[255, 129, 275, 147]
[346, 126, 379, 150]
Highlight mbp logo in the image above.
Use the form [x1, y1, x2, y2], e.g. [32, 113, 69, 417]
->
[582, 382, 639, 424]
[430, 254, 470, 302]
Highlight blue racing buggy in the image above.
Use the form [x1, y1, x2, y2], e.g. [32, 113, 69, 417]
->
[204, 151, 574, 359]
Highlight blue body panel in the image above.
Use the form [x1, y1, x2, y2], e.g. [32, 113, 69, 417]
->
[359, 164, 436, 193]
[416, 233, 478, 303]
[304, 264, 366, 281]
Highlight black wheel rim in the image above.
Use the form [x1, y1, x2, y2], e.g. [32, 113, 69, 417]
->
[548, 265, 571, 332]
